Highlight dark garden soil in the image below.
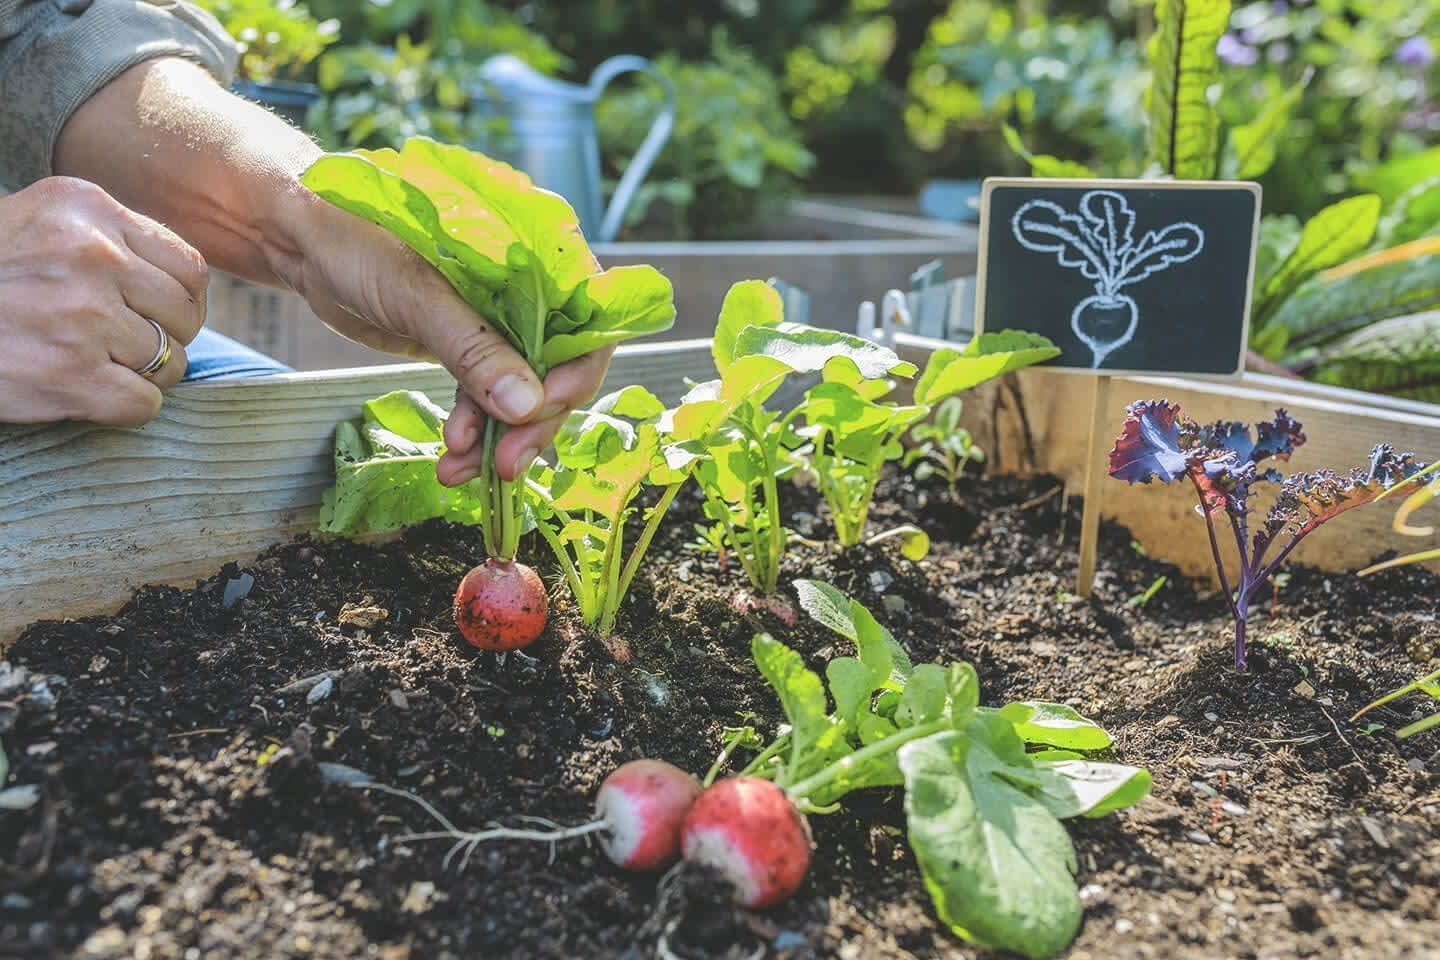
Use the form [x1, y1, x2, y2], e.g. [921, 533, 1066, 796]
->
[3, 470, 1438, 960]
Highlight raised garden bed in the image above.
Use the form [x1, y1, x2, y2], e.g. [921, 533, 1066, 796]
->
[3, 466, 1438, 958]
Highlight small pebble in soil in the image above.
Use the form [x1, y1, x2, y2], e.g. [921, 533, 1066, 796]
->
[1114, 918, 1135, 934]
[1191, 780, 1218, 798]
[1222, 801, 1248, 817]
[869, 570, 894, 593]
[222, 572, 255, 609]
[307, 676, 334, 704]
[1186, 830, 1213, 845]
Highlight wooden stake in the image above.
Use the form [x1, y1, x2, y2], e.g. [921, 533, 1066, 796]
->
[1075, 375, 1112, 597]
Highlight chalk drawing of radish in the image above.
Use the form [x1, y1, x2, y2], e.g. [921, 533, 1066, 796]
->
[1011, 190, 1204, 368]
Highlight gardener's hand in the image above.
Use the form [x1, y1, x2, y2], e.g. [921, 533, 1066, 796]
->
[0, 177, 208, 427]
[53, 57, 613, 480]
[262, 182, 615, 484]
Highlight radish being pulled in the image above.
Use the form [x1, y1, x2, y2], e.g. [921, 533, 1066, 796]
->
[357, 758, 701, 873]
[453, 559, 548, 651]
[681, 777, 812, 908]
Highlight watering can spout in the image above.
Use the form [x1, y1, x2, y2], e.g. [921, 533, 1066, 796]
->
[474, 54, 676, 243]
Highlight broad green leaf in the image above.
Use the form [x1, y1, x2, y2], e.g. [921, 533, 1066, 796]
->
[1253, 213, 1302, 294]
[895, 664, 950, 727]
[1001, 124, 1096, 180]
[752, 634, 844, 784]
[914, 332, 1060, 406]
[1376, 176, 1440, 248]
[669, 355, 793, 441]
[1032, 760, 1153, 820]
[713, 280, 785, 373]
[1256, 194, 1382, 325]
[320, 391, 488, 534]
[946, 662, 981, 730]
[1145, 0, 1229, 179]
[1352, 146, 1440, 205]
[543, 265, 677, 367]
[900, 731, 1081, 959]
[998, 702, 1114, 751]
[733, 324, 917, 380]
[1273, 250, 1440, 355]
[826, 657, 874, 729]
[793, 580, 913, 682]
[302, 139, 674, 373]
[1222, 69, 1312, 180]
[1310, 310, 1440, 402]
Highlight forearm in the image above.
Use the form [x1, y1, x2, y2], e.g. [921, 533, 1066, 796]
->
[53, 57, 321, 290]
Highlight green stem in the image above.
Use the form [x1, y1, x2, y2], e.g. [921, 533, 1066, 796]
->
[738, 734, 789, 779]
[603, 481, 684, 636]
[591, 507, 626, 633]
[782, 719, 948, 804]
[532, 515, 585, 615]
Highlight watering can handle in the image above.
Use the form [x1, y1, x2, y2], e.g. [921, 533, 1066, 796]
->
[589, 55, 675, 243]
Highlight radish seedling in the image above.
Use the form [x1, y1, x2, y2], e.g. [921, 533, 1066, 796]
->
[793, 331, 1058, 548]
[302, 139, 675, 564]
[1109, 400, 1430, 669]
[670, 280, 918, 594]
[527, 386, 704, 655]
[350, 758, 701, 873]
[697, 581, 1149, 958]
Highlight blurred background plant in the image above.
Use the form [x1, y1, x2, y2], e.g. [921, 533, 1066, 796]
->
[596, 38, 815, 239]
[197, 0, 1440, 269]
[191, 0, 338, 83]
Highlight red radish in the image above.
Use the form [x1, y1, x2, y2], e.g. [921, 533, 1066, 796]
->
[453, 559, 547, 651]
[369, 759, 701, 873]
[681, 777, 812, 907]
[595, 759, 703, 870]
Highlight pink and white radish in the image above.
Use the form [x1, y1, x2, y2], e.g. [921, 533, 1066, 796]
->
[368, 759, 701, 873]
[681, 777, 812, 907]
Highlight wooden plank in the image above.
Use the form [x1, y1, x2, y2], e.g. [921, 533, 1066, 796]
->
[898, 334, 1440, 580]
[1075, 375, 1113, 597]
[0, 341, 715, 644]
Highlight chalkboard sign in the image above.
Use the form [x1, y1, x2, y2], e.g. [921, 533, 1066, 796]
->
[975, 178, 1261, 376]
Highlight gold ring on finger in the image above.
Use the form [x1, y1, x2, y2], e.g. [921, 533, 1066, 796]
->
[135, 318, 172, 379]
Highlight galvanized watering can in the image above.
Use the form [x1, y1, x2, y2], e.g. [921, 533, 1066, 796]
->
[474, 54, 676, 243]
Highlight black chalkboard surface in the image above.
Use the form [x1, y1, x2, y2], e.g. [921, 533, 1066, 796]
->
[976, 178, 1261, 376]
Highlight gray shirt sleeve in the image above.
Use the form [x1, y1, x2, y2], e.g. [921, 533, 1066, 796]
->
[0, 0, 238, 191]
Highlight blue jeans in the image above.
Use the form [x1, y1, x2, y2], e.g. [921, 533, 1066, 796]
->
[182, 329, 292, 381]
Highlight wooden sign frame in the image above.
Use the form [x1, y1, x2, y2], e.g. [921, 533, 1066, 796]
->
[974, 177, 1262, 379]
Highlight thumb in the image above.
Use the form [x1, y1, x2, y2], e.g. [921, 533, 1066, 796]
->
[417, 288, 545, 425]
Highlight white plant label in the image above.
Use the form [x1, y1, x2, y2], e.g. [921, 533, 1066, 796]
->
[1011, 190, 1204, 369]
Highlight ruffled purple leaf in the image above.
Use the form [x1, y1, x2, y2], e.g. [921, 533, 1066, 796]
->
[1265, 444, 1429, 537]
[1109, 400, 1189, 484]
[1192, 409, 1305, 468]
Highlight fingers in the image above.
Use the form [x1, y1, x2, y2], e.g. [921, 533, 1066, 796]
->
[120, 214, 210, 308]
[436, 409, 569, 487]
[541, 344, 615, 414]
[436, 346, 615, 485]
[87, 364, 164, 428]
[118, 256, 205, 346]
[401, 271, 545, 426]
[106, 309, 189, 389]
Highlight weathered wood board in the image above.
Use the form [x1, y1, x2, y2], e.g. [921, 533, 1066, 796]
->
[0, 340, 715, 644]
[896, 334, 1440, 581]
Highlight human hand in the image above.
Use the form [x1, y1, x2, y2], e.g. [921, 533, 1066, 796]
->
[262, 183, 613, 483]
[0, 178, 209, 427]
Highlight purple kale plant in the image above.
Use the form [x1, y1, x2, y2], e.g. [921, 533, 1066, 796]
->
[1109, 400, 1430, 671]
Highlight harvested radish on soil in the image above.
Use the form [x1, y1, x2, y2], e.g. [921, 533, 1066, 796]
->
[353, 758, 701, 873]
[681, 777, 812, 908]
[452, 559, 548, 651]
[596, 759, 703, 870]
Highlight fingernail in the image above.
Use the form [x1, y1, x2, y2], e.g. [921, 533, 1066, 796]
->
[491, 374, 543, 421]
[513, 447, 540, 477]
[538, 401, 567, 421]
[448, 466, 481, 487]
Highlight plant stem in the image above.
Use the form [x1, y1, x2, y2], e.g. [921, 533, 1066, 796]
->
[738, 734, 789, 779]
[783, 719, 948, 805]
[603, 481, 686, 636]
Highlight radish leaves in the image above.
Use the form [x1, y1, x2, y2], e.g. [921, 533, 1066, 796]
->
[302, 138, 675, 561]
[722, 581, 1149, 959]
